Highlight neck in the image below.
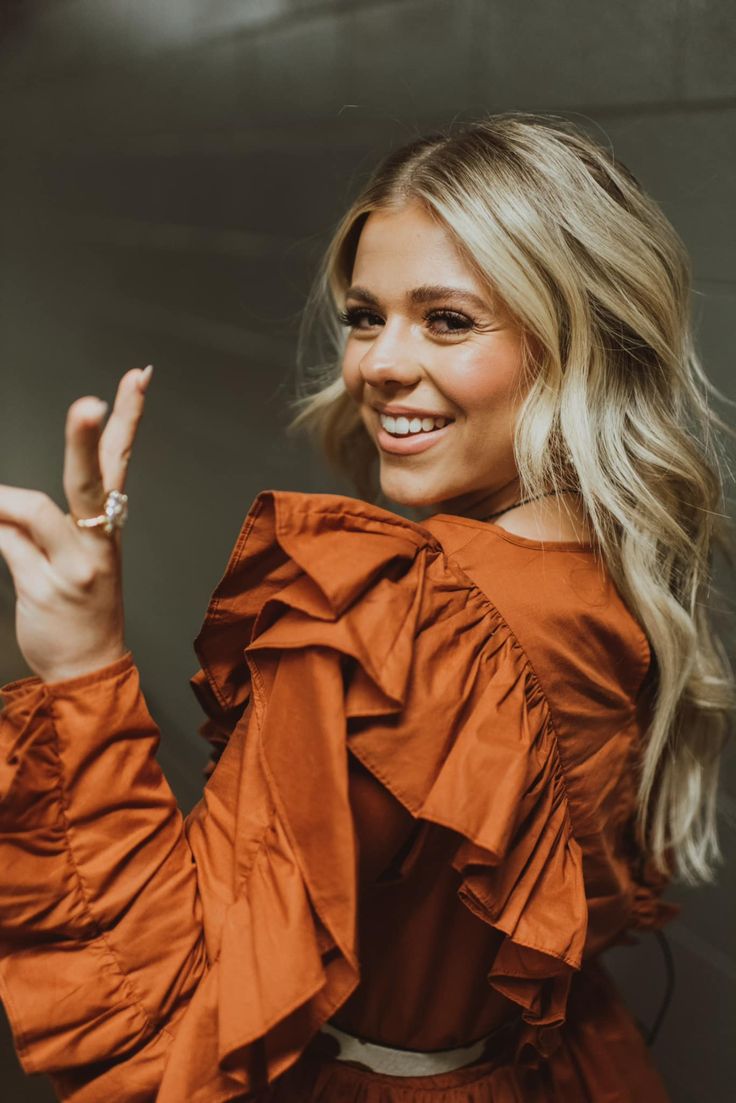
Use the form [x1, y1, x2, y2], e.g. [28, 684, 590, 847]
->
[433, 480, 522, 523]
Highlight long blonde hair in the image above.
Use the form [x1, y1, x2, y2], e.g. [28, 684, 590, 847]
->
[286, 111, 736, 885]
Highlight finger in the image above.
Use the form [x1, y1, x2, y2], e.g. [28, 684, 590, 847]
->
[0, 485, 69, 559]
[0, 520, 48, 593]
[63, 396, 109, 524]
[99, 365, 152, 494]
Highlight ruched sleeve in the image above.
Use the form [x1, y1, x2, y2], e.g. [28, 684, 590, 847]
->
[0, 654, 208, 1102]
[0, 488, 588, 1100]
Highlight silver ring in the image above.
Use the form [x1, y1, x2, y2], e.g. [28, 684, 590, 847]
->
[75, 490, 128, 535]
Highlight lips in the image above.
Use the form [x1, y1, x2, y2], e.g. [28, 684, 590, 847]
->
[375, 417, 454, 456]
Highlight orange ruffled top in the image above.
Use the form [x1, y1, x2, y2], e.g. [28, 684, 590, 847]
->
[0, 490, 679, 1102]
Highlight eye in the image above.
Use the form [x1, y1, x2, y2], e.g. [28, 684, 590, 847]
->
[336, 306, 476, 336]
[424, 310, 474, 335]
[337, 307, 382, 331]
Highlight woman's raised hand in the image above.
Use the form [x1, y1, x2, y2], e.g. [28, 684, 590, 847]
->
[0, 365, 153, 684]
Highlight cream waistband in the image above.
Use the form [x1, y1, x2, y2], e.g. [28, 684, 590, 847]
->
[318, 1022, 494, 1077]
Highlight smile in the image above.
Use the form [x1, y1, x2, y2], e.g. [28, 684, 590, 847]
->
[375, 413, 454, 455]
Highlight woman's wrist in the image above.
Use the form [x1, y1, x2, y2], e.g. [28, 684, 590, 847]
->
[41, 647, 133, 688]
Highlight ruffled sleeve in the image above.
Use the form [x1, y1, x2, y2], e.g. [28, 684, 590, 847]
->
[0, 488, 588, 1100]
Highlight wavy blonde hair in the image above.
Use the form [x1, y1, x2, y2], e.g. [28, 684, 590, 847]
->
[285, 111, 736, 885]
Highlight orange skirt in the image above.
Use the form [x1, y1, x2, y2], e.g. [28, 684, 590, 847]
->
[256, 961, 672, 1102]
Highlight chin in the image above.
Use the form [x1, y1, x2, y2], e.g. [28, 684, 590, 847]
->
[378, 472, 446, 510]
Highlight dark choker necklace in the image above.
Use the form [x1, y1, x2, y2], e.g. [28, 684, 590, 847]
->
[481, 488, 579, 523]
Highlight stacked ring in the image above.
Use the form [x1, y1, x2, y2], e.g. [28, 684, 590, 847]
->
[74, 490, 128, 535]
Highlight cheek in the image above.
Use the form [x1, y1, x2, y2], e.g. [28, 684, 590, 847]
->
[444, 336, 526, 417]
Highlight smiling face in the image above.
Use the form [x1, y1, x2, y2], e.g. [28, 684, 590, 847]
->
[340, 200, 534, 520]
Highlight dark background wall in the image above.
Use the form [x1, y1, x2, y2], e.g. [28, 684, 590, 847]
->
[0, 2, 734, 1100]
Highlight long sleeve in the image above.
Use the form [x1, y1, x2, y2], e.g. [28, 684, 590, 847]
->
[0, 652, 211, 1102]
[0, 614, 371, 1102]
[0, 486, 597, 1098]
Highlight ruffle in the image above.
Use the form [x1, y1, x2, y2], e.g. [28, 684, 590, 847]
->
[179, 488, 587, 1088]
[189, 670, 243, 781]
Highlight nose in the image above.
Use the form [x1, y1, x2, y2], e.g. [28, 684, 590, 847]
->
[358, 323, 423, 389]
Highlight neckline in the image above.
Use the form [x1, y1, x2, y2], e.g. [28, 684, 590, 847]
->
[427, 512, 597, 552]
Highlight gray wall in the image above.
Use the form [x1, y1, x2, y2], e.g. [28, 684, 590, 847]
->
[0, 2, 734, 1100]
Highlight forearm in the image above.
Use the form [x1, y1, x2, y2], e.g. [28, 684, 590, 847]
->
[0, 652, 207, 1090]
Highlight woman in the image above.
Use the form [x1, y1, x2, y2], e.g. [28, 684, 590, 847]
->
[0, 112, 733, 1102]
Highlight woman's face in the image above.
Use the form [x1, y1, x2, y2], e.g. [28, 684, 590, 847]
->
[340, 200, 533, 519]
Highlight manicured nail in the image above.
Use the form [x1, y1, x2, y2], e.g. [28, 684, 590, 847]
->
[138, 364, 154, 393]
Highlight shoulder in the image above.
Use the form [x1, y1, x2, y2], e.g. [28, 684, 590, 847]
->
[478, 491, 596, 544]
[191, 488, 472, 719]
[194, 489, 649, 721]
[423, 511, 652, 716]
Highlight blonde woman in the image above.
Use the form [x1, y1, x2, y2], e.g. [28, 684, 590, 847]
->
[0, 113, 733, 1102]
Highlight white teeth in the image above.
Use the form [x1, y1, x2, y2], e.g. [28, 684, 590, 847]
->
[380, 413, 450, 436]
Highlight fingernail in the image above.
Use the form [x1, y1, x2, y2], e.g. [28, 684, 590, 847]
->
[93, 399, 109, 419]
[138, 364, 154, 393]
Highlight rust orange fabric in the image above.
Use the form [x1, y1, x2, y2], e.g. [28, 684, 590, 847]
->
[0, 490, 678, 1101]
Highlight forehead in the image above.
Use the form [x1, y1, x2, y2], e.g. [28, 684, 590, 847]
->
[351, 202, 481, 289]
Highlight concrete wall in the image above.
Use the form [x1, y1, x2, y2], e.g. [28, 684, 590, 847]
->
[0, 2, 734, 1099]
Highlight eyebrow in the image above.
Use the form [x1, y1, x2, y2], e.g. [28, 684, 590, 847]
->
[344, 284, 492, 313]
